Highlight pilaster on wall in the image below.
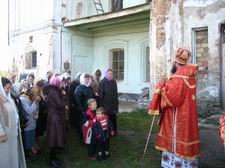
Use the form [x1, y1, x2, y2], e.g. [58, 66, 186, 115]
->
[149, 0, 184, 95]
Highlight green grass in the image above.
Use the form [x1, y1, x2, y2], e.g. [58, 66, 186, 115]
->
[27, 110, 161, 168]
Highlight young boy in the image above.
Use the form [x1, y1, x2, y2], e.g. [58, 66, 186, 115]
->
[93, 107, 114, 161]
[83, 98, 97, 160]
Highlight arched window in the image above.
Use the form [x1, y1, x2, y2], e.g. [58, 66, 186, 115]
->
[111, 0, 123, 11]
[25, 51, 37, 69]
[111, 48, 124, 80]
[75, 2, 83, 19]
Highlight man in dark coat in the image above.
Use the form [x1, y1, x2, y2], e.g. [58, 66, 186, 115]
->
[74, 73, 95, 144]
[98, 69, 119, 135]
[43, 75, 67, 168]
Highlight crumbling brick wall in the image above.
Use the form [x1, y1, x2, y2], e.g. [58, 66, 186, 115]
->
[196, 29, 209, 90]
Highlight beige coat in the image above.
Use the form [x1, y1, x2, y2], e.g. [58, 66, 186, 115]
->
[0, 77, 26, 168]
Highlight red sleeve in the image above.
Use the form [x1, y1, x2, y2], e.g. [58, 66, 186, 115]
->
[148, 89, 161, 115]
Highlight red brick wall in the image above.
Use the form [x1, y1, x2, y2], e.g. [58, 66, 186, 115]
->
[196, 30, 208, 81]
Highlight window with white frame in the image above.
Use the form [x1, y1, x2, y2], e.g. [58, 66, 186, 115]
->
[25, 51, 37, 69]
[111, 48, 124, 80]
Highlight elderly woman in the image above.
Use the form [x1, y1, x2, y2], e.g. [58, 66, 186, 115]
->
[20, 86, 41, 156]
[68, 72, 81, 128]
[43, 74, 68, 168]
[90, 69, 102, 108]
[26, 73, 35, 88]
[98, 69, 119, 135]
[0, 77, 26, 168]
[74, 73, 95, 144]
[32, 80, 46, 150]
[20, 79, 30, 95]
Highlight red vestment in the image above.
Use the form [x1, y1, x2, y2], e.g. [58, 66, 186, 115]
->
[148, 65, 200, 160]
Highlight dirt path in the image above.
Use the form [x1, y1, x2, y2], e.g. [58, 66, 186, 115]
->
[199, 127, 225, 168]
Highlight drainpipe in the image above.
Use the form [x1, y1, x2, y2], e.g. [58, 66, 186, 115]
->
[8, 0, 10, 46]
[60, 26, 63, 72]
[70, 34, 76, 76]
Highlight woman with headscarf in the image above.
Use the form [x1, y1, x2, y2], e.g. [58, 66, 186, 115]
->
[90, 69, 102, 106]
[92, 68, 102, 90]
[19, 85, 41, 157]
[98, 69, 119, 135]
[46, 71, 53, 84]
[32, 79, 46, 151]
[68, 72, 81, 128]
[74, 73, 95, 144]
[43, 74, 68, 168]
[0, 77, 26, 168]
[20, 79, 30, 95]
[26, 73, 35, 88]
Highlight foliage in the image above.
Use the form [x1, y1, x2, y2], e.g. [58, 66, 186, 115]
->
[0, 71, 8, 77]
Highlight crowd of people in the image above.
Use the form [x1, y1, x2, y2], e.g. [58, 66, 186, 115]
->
[2, 48, 225, 168]
[0, 68, 119, 168]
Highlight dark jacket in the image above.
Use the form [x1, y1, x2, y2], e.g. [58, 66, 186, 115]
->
[92, 115, 113, 142]
[68, 80, 80, 126]
[69, 80, 80, 106]
[74, 85, 95, 115]
[11, 94, 27, 130]
[43, 85, 67, 148]
[98, 78, 119, 115]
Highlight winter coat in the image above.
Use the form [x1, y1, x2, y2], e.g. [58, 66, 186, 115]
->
[35, 98, 47, 137]
[82, 108, 96, 144]
[0, 79, 26, 168]
[43, 85, 67, 148]
[92, 115, 113, 142]
[19, 95, 39, 131]
[98, 77, 119, 115]
[68, 80, 80, 126]
[69, 80, 80, 106]
[74, 84, 95, 115]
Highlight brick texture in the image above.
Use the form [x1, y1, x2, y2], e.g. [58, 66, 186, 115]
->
[196, 29, 208, 89]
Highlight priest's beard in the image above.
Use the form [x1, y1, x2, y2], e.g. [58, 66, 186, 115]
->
[170, 64, 177, 74]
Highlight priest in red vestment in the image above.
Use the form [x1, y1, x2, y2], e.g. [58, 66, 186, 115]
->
[148, 48, 200, 168]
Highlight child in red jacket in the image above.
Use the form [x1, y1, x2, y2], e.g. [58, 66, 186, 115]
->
[92, 107, 114, 161]
[83, 98, 97, 160]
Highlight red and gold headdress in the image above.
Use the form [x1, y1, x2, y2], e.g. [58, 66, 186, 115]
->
[175, 48, 191, 65]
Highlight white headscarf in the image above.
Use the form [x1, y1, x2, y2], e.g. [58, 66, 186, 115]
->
[0, 77, 19, 131]
[79, 73, 91, 87]
[75, 72, 82, 81]
[61, 72, 70, 80]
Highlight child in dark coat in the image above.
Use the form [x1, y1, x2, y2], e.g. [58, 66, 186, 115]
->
[83, 99, 97, 160]
[92, 107, 114, 161]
